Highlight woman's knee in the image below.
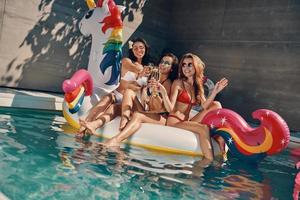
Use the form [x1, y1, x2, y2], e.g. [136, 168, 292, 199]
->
[132, 111, 144, 122]
[211, 101, 222, 109]
[124, 89, 136, 98]
[198, 124, 210, 137]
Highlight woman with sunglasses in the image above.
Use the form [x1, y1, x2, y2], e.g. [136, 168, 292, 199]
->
[78, 38, 151, 137]
[104, 53, 179, 146]
[164, 53, 228, 166]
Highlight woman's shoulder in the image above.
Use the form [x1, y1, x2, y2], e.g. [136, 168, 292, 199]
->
[172, 79, 183, 86]
[121, 57, 132, 64]
[171, 79, 184, 91]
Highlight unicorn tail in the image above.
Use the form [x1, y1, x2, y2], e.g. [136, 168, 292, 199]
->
[202, 108, 290, 161]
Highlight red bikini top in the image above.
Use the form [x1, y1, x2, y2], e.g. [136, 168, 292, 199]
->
[177, 81, 197, 105]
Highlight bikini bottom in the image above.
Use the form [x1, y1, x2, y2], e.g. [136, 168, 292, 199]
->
[168, 114, 185, 122]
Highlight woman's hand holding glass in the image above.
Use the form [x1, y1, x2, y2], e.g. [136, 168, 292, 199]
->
[148, 77, 159, 97]
[140, 63, 154, 77]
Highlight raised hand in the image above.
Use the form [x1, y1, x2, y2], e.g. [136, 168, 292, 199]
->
[212, 78, 228, 94]
[157, 82, 167, 97]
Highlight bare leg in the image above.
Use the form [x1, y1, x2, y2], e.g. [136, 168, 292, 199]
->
[190, 101, 222, 122]
[78, 93, 114, 134]
[119, 89, 143, 130]
[86, 93, 115, 122]
[83, 104, 121, 136]
[171, 121, 213, 163]
[190, 101, 226, 160]
[105, 112, 165, 147]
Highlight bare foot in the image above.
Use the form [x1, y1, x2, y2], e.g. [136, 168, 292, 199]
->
[76, 121, 87, 138]
[84, 121, 99, 136]
[214, 136, 225, 152]
[194, 157, 213, 168]
[76, 118, 88, 136]
[119, 115, 130, 131]
[105, 137, 121, 148]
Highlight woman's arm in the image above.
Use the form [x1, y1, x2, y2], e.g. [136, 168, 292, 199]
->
[121, 58, 143, 74]
[162, 80, 172, 97]
[159, 80, 181, 112]
[201, 78, 228, 110]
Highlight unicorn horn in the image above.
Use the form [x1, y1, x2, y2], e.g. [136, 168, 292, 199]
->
[86, 0, 96, 9]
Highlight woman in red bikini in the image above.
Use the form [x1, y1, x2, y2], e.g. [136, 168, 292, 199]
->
[165, 53, 228, 166]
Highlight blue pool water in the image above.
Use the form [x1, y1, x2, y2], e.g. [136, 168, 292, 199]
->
[0, 107, 298, 199]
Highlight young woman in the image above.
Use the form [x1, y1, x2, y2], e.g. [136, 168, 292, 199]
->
[78, 38, 151, 137]
[118, 53, 179, 130]
[104, 53, 179, 146]
[165, 53, 228, 166]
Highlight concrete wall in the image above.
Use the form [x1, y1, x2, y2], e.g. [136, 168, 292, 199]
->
[168, 0, 300, 130]
[0, 0, 170, 92]
[0, 0, 90, 92]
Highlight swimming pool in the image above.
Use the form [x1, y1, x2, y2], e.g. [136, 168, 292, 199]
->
[0, 107, 298, 199]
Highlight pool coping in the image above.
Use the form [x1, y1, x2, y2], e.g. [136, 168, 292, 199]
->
[0, 87, 63, 111]
[0, 87, 299, 149]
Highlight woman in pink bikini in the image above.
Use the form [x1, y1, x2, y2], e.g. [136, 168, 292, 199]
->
[78, 38, 151, 136]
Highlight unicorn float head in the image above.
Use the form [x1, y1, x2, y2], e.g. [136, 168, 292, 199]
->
[62, 0, 125, 129]
[79, 0, 125, 93]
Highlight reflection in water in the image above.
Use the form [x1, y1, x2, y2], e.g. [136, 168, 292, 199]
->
[221, 175, 271, 199]
[0, 108, 296, 199]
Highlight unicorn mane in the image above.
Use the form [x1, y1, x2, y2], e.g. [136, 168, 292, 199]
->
[100, 27, 122, 85]
[97, 0, 123, 86]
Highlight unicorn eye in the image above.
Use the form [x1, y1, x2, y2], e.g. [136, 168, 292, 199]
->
[85, 10, 94, 19]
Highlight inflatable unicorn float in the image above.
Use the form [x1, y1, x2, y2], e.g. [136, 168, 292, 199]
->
[62, 0, 290, 160]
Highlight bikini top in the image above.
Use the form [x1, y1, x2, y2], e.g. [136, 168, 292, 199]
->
[121, 71, 147, 86]
[177, 81, 197, 105]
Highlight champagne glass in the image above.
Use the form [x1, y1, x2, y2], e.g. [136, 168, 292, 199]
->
[148, 67, 160, 97]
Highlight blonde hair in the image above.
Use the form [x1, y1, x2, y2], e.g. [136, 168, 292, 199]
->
[178, 53, 206, 104]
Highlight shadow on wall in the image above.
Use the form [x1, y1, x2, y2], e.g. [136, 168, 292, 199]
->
[1, 0, 92, 92]
[118, 0, 171, 63]
[1, 0, 166, 92]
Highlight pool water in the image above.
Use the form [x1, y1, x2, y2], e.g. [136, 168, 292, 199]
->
[0, 107, 298, 200]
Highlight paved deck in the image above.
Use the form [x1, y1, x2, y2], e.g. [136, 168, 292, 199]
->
[0, 87, 63, 111]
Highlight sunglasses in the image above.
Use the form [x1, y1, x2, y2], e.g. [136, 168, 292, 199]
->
[159, 60, 171, 66]
[182, 62, 193, 68]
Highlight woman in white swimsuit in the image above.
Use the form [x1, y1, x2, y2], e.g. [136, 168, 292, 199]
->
[78, 38, 151, 137]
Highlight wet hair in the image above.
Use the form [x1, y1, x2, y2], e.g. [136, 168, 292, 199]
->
[159, 53, 179, 81]
[178, 53, 206, 104]
[128, 37, 150, 65]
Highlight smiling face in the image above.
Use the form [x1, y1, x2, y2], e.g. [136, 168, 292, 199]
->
[181, 57, 196, 78]
[132, 41, 146, 60]
[159, 56, 173, 75]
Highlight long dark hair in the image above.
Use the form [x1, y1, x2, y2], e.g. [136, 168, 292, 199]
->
[128, 37, 150, 65]
[159, 53, 178, 81]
